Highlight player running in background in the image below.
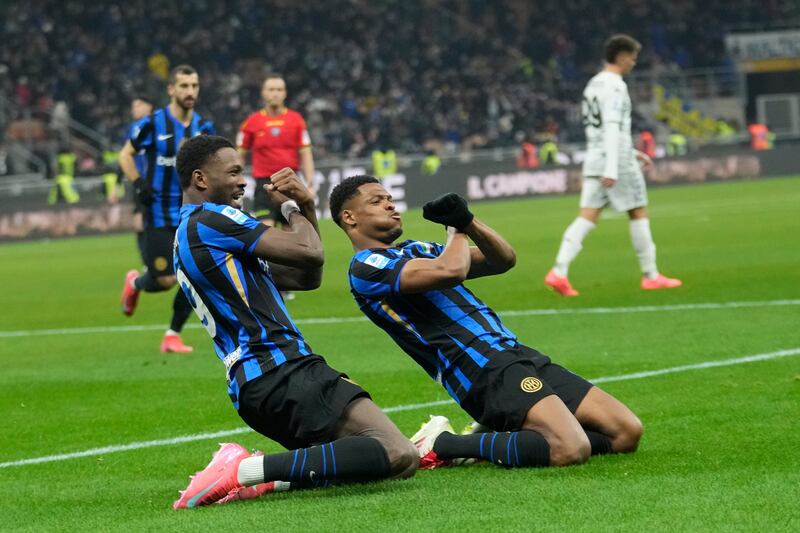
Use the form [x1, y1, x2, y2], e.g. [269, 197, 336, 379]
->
[545, 34, 681, 296]
[118, 65, 215, 353]
[171, 136, 416, 509]
[127, 95, 154, 262]
[330, 176, 643, 470]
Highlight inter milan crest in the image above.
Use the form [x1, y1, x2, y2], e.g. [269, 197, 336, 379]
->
[520, 377, 543, 393]
[154, 256, 169, 272]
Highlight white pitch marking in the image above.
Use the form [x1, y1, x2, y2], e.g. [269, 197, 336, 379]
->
[1, 299, 798, 338]
[1, 347, 798, 469]
[590, 348, 800, 383]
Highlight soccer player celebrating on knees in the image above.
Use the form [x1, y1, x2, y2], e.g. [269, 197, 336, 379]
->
[118, 65, 215, 353]
[330, 176, 643, 469]
[171, 136, 416, 508]
[545, 35, 681, 296]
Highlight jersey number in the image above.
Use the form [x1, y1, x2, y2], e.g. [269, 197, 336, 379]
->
[176, 268, 217, 338]
[582, 96, 602, 128]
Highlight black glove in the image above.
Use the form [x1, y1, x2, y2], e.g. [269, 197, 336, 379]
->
[132, 177, 153, 206]
[422, 193, 474, 230]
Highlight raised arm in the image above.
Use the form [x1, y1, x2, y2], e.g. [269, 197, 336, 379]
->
[263, 169, 323, 291]
[397, 227, 471, 293]
[416, 191, 515, 281]
[251, 168, 324, 278]
[464, 218, 517, 279]
[266, 260, 322, 291]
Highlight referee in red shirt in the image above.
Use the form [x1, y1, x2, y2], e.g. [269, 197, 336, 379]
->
[238, 74, 315, 223]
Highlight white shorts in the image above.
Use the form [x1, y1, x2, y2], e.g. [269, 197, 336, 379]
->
[580, 165, 648, 212]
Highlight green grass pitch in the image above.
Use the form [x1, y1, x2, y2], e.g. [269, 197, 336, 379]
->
[1, 177, 799, 531]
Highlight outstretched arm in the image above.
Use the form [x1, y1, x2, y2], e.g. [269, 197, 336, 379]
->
[464, 218, 516, 279]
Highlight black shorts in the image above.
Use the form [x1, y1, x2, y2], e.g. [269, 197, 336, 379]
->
[461, 345, 593, 432]
[237, 355, 370, 450]
[252, 178, 286, 223]
[142, 227, 176, 276]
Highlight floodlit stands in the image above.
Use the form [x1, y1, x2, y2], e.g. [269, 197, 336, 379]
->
[1, 0, 797, 156]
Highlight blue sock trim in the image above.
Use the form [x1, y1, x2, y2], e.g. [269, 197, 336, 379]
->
[322, 444, 327, 477]
[329, 443, 337, 477]
[299, 448, 308, 478]
[506, 433, 514, 466]
[289, 449, 300, 478]
[489, 433, 498, 463]
[513, 433, 520, 466]
[479, 433, 487, 458]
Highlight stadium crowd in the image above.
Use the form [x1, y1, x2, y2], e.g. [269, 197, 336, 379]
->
[1, 0, 797, 156]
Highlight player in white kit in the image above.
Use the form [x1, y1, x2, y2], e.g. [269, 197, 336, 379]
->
[545, 34, 682, 296]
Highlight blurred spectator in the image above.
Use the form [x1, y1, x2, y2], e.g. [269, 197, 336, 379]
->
[636, 131, 657, 159]
[1, 0, 796, 158]
[517, 136, 539, 169]
[748, 123, 774, 151]
[667, 132, 689, 156]
[420, 149, 441, 175]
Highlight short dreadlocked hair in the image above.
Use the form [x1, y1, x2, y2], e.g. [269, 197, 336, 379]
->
[176, 135, 235, 190]
[329, 175, 381, 226]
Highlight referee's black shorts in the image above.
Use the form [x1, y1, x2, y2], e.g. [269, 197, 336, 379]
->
[252, 177, 286, 223]
[236, 356, 370, 450]
[461, 345, 594, 432]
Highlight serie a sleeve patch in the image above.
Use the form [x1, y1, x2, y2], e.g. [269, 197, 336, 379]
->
[220, 206, 252, 226]
[363, 253, 391, 269]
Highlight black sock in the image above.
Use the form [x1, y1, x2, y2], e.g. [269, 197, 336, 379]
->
[136, 232, 145, 261]
[262, 436, 390, 487]
[433, 431, 550, 467]
[169, 289, 193, 332]
[585, 431, 613, 456]
[133, 271, 167, 292]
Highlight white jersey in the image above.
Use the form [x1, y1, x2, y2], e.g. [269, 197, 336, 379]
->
[581, 70, 636, 179]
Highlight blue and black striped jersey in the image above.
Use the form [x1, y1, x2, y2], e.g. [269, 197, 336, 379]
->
[126, 121, 148, 177]
[130, 107, 215, 228]
[348, 240, 518, 404]
[174, 203, 313, 409]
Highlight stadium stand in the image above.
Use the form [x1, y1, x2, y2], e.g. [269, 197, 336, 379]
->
[1, 0, 798, 158]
